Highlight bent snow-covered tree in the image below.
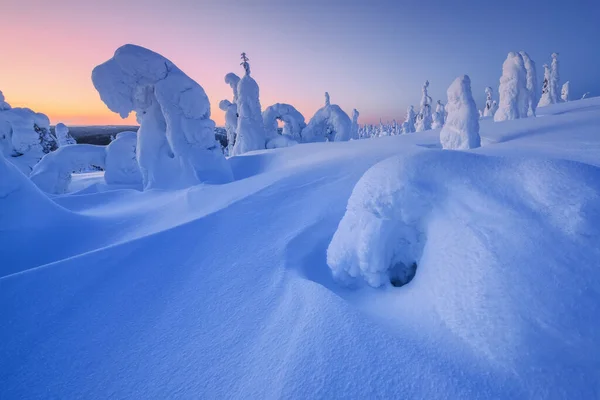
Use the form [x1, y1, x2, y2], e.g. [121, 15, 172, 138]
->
[301, 92, 352, 142]
[92, 44, 232, 190]
[519, 51, 538, 116]
[415, 81, 433, 132]
[494, 52, 528, 122]
[219, 100, 238, 155]
[231, 53, 267, 155]
[55, 123, 76, 147]
[561, 81, 570, 102]
[262, 103, 306, 143]
[440, 75, 481, 150]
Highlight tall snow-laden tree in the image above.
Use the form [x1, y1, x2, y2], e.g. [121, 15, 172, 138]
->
[440, 75, 481, 150]
[561, 81, 570, 102]
[351, 109, 359, 140]
[404, 105, 416, 133]
[432, 100, 445, 129]
[483, 87, 496, 117]
[415, 80, 433, 132]
[92, 44, 233, 190]
[538, 64, 552, 107]
[494, 52, 528, 122]
[219, 100, 238, 155]
[519, 51, 538, 117]
[550, 53, 560, 103]
[231, 53, 267, 155]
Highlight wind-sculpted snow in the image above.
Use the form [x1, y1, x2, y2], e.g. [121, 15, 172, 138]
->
[92, 44, 232, 189]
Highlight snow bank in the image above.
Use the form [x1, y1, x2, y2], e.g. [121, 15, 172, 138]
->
[262, 103, 306, 141]
[494, 52, 528, 122]
[104, 131, 142, 185]
[301, 92, 352, 142]
[440, 75, 480, 150]
[92, 44, 232, 189]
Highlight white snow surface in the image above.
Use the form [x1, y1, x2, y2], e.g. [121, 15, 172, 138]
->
[2, 98, 600, 398]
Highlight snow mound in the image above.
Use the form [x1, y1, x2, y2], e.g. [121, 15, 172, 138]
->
[262, 103, 306, 141]
[104, 131, 142, 185]
[92, 44, 232, 189]
[301, 93, 352, 142]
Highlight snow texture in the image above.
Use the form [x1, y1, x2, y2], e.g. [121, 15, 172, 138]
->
[104, 131, 142, 185]
[519, 51, 538, 116]
[92, 44, 232, 189]
[262, 103, 306, 141]
[440, 75, 481, 150]
[301, 92, 352, 142]
[494, 52, 528, 122]
[55, 123, 76, 147]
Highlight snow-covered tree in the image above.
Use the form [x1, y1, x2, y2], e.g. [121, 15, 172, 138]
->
[301, 92, 352, 142]
[561, 81, 570, 102]
[550, 53, 560, 103]
[440, 75, 481, 150]
[224, 73, 240, 104]
[538, 64, 552, 107]
[231, 53, 267, 155]
[0, 90, 11, 111]
[219, 99, 238, 155]
[519, 51, 538, 116]
[92, 44, 233, 190]
[403, 105, 416, 133]
[55, 123, 76, 147]
[494, 52, 528, 122]
[104, 131, 142, 185]
[482, 87, 495, 117]
[262, 103, 306, 143]
[432, 100, 446, 129]
[351, 109, 359, 140]
[581, 92, 590, 99]
[415, 80, 433, 132]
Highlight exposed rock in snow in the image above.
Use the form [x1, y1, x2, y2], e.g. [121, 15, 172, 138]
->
[55, 123, 76, 147]
[494, 52, 528, 122]
[561, 81, 570, 102]
[440, 75, 481, 150]
[104, 131, 142, 185]
[519, 51, 538, 116]
[231, 54, 266, 155]
[219, 99, 238, 155]
[92, 44, 232, 189]
[262, 103, 306, 142]
[301, 92, 352, 142]
[415, 81, 433, 132]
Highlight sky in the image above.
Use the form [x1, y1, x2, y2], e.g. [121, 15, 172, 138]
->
[1, 0, 599, 126]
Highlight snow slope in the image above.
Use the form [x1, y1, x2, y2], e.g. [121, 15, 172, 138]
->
[2, 98, 600, 398]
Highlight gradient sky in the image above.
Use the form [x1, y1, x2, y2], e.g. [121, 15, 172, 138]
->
[2, 0, 599, 126]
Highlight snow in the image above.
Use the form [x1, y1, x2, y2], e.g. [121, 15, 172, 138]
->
[415, 80, 433, 131]
[263, 103, 306, 141]
[439, 75, 481, 150]
[301, 92, 352, 142]
[55, 122, 76, 147]
[104, 131, 142, 185]
[494, 52, 528, 122]
[2, 95, 600, 398]
[92, 44, 232, 189]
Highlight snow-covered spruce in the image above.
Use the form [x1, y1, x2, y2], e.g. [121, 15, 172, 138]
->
[440, 75, 481, 150]
[351, 109, 359, 140]
[403, 105, 416, 133]
[432, 100, 445, 129]
[538, 64, 552, 107]
[415, 81, 433, 132]
[301, 92, 352, 142]
[92, 44, 232, 190]
[104, 131, 142, 185]
[482, 87, 496, 117]
[494, 52, 528, 122]
[55, 123, 76, 147]
[219, 99, 238, 155]
[262, 103, 306, 142]
[550, 53, 560, 104]
[30, 144, 107, 194]
[231, 53, 267, 155]
[519, 51, 538, 117]
[561, 81, 570, 102]
[0, 93, 57, 174]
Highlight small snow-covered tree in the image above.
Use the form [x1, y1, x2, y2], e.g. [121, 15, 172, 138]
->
[415, 81, 433, 132]
[561, 81, 570, 102]
[403, 105, 416, 133]
[92, 44, 233, 190]
[482, 87, 495, 117]
[55, 123, 76, 147]
[440, 75, 480, 150]
[581, 92, 590, 99]
[550, 53, 560, 103]
[351, 109, 359, 140]
[432, 100, 445, 129]
[519, 51, 538, 116]
[494, 52, 528, 122]
[301, 92, 352, 142]
[231, 53, 267, 155]
[219, 99, 238, 155]
[538, 64, 552, 107]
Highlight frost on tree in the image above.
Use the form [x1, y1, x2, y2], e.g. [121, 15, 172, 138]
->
[415, 81, 433, 132]
[494, 52, 528, 122]
[351, 109, 360, 140]
[440, 75, 481, 150]
[0, 91, 57, 174]
[482, 87, 497, 117]
[92, 44, 232, 190]
[301, 92, 352, 142]
[262, 103, 306, 143]
[519, 51, 538, 116]
[561, 81, 570, 102]
[104, 131, 142, 185]
[402, 106, 416, 133]
[538, 64, 552, 107]
[432, 100, 445, 129]
[231, 53, 267, 155]
[219, 100, 238, 155]
[55, 123, 76, 147]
